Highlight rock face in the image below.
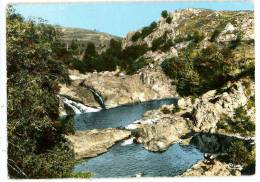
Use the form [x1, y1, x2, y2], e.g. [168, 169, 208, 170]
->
[181, 160, 241, 176]
[65, 129, 131, 159]
[131, 77, 255, 152]
[179, 77, 255, 134]
[59, 69, 177, 109]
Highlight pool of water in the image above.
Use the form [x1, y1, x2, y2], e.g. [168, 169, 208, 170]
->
[74, 98, 178, 130]
[74, 142, 203, 178]
[73, 98, 203, 178]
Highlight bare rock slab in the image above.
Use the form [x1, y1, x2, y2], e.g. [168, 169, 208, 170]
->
[65, 129, 131, 159]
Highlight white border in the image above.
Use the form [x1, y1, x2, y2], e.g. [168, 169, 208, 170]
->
[0, 0, 258, 182]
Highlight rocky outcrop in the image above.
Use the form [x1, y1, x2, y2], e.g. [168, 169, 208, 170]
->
[126, 104, 192, 152]
[65, 128, 131, 159]
[123, 9, 254, 49]
[130, 77, 255, 152]
[178, 77, 255, 134]
[181, 160, 241, 176]
[59, 69, 177, 109]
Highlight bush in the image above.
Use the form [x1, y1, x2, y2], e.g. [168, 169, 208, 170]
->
[83, 42, 96, 59]
[166, 16, 172, 24]
[226, 141, 255, 166]
[161, 10, 168, 18]
[152, 31, 174, 52]
[150, 21, 157, 30]
[131, 31, 142, 41]
[217, 106, 255, 137]
[126, 57, 150, 74]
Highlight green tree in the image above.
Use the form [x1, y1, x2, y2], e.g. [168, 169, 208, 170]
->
[6, 6, 82, 178]
[161, 10, 168, 18]
[84, 42, 96, 59]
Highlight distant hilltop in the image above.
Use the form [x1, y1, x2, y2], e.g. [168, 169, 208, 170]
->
[55, 26, 121, 53]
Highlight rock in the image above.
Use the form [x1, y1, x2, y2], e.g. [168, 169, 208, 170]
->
[189, 77, 255, 133]
[59, 68, 177, 109]
[131, 77, 254, 153]
[181, 160, 241, 176]
[134, 105, 192, 152]
[65, 129, 131, 159]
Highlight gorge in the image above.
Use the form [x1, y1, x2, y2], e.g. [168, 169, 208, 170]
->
[56, 8, 255, 177]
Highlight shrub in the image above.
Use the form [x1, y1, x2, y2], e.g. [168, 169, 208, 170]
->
[70, 58, 89, 73]
[217, 106, 255, 137]
[140, 21, 157, 38]
[83, 42, 96, 59]
[131, 31, 142, 41]
[151, 31, 173, 52]
[126, 57, 150, 75]
[150, 21, 157, 30]
[161, 10, 168, 18]
[226, 140, 255, 166]
[166, 16, 172, 24]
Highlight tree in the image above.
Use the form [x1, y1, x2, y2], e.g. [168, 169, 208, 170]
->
[6, 6, 80, 178]
[84, 42, 96, 59]
[161, 10, 168, 18]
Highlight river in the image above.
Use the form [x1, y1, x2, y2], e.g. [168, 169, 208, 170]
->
[72, 98, 203, 178]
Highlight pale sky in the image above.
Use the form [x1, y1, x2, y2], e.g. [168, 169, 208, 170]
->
[14, 1, 254, 37]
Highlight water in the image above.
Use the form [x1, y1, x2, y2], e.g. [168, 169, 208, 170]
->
[73, 98, 203, 178]
[74, 98, 178, 130]
[59, 95, 101, 114]
[74, 142, 203, 178]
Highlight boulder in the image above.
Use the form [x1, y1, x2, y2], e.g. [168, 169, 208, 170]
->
[65, 129, 131, 159]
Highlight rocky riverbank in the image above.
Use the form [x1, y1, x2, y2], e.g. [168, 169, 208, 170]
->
[181, 159, 241, 176]
[61, 8, 254, 177]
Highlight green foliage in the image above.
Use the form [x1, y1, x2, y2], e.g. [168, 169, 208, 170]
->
[171, 106, 181, 114]
[226, 141, 255, 166]
[131, 31, 142, 41]
[151, 31, 174, 52]
[161, 52, 201, 96]
[7, 6, 77, 178]
[217, 106, 255, 137]
[140, 21, 157, 38]
[247, 96, 255, 109]
[126, 57, 151, 75]
[161, 10, 168, 18]
[64, 172, 93, 178]
[166, 16, 172, 24]
[70, 58, 90, 73]
[83, 42, 96, 59]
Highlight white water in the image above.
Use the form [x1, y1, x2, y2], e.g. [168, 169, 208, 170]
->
[58, 95, 101, 114]
[121, 137, 134, 146]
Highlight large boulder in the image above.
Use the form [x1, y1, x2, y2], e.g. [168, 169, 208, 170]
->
[65, 128, 131, 159]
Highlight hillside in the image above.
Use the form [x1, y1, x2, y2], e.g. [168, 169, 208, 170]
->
[56, 26, 121, 53]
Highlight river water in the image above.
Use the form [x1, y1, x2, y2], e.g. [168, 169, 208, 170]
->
[73, 98, 203, 178]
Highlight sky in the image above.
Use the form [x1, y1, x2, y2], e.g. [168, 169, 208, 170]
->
[13, 1, 254, 37]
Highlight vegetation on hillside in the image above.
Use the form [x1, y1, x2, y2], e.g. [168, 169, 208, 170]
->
[217, 101, 255, 137]
[7, 7, 90, 178]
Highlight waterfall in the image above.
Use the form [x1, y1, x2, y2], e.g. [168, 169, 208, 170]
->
[58, 95, 101, 114]
[79, 82, 106, 109]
